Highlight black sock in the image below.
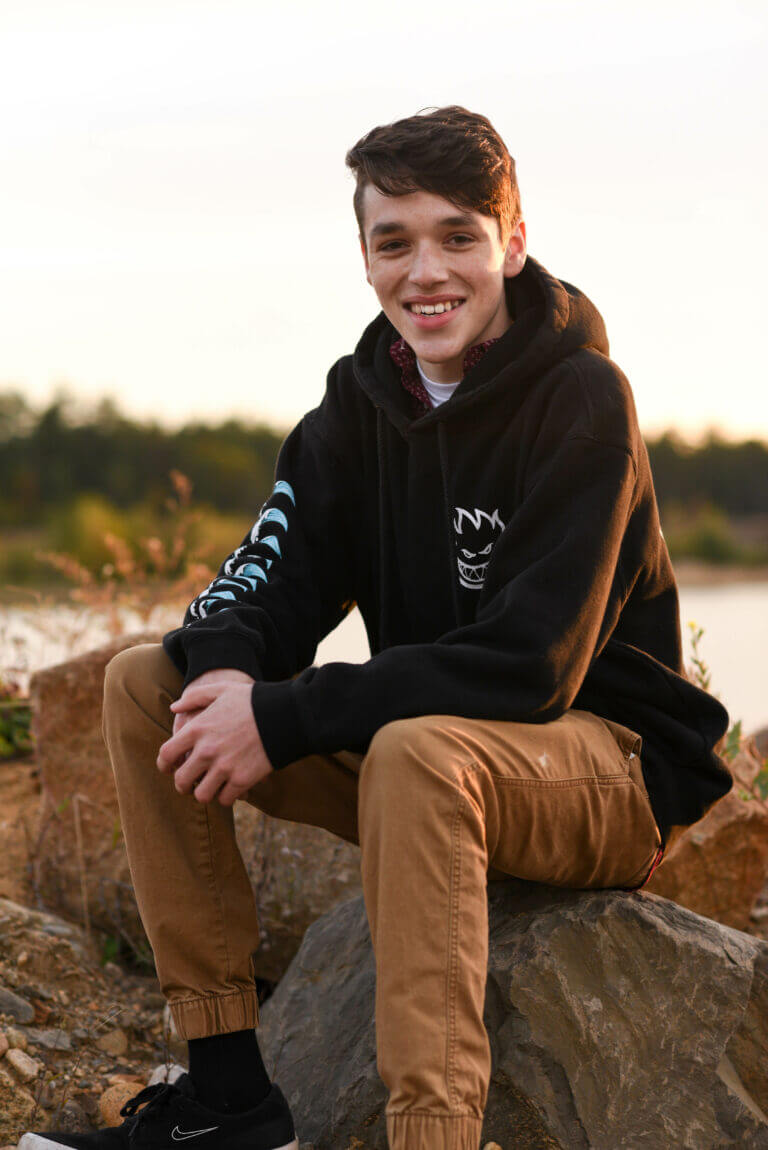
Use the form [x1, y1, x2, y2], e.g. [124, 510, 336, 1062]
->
[187, 1028, 272, 1114]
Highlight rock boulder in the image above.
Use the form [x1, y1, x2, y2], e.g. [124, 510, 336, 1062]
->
[257, 881, 768, 1149]
[646, 744, 768, 930]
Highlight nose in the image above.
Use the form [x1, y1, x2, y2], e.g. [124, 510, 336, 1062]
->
[408, 241, 449, 287]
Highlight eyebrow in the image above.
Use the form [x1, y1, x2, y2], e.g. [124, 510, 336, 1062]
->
[369, 214, 477, 240]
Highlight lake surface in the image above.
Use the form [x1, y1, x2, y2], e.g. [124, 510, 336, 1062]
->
[316, 581, 768, 736]
[2, 580, 766, 735]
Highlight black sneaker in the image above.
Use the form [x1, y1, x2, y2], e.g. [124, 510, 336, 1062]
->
[18, 1073, 299, 1149]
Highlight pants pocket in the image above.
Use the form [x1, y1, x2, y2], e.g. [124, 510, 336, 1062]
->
[597, 717, 664, 890]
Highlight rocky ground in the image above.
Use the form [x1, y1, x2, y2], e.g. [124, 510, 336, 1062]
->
[0, 754, 187, 1145]
[3, 738, 768, 1147]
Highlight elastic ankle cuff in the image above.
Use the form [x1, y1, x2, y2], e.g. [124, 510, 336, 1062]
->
[170, 988, 260, 1040]
[386, 1110, 484, 1150]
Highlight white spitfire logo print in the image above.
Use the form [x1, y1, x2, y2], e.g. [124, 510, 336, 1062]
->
[453, 506, 505, 590]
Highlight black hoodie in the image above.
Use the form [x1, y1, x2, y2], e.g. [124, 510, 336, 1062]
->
[163, 255, 733, 850]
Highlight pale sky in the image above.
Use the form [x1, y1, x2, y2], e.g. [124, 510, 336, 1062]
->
[1, 0, 766, 439]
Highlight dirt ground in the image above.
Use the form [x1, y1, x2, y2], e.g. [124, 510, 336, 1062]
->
[0, 754, 176, 1143]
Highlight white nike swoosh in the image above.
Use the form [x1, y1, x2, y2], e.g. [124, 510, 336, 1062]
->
[171, 1125, 220, 1141]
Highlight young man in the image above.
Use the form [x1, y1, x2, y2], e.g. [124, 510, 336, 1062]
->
[23, 106, 732, 1150]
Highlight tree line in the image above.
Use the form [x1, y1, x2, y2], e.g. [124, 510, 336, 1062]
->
[1, 390, 767, 564]
[0, 395, 763, 575]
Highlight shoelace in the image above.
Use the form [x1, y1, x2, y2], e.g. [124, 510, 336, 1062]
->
[120, 1081, 178, 1127]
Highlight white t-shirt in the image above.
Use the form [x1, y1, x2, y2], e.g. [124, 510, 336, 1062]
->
[416, 361, 461, 407]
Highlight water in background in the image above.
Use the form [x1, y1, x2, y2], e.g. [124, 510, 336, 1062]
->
[317, 582, 768, 735]
[3, 580, 767, 735]
[676, 582, 768, 734]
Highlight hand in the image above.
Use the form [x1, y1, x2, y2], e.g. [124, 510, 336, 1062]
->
[171, 668, 255, 741]
[157, 680, 273, 806]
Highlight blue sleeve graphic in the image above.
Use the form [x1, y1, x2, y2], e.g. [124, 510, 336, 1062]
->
[185, 481, 296, 623]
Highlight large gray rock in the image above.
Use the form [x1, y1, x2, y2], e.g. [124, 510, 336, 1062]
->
[257, 881, 768, 1149]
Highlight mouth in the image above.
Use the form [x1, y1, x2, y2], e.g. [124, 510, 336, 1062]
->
[457, 557, 488, 588]
[403, 298, 465, 329]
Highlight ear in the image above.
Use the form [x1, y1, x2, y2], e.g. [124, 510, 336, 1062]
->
[503, 220, 527, 278]
[359, 234, 372, 285]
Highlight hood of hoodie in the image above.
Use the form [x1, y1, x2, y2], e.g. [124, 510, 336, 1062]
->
[351, 254, 610, 434]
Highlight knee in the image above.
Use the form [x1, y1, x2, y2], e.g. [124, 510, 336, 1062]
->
[362, 715, 468, 790]
[103, 643, 182, 708]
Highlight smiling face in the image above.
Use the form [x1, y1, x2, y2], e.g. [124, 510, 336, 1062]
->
[360, 185, 526, 383]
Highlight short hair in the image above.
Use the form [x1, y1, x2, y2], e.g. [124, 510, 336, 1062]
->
[345, 105, 522, 248]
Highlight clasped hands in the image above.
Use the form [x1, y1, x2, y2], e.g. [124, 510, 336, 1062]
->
[156, 668, 274, 806]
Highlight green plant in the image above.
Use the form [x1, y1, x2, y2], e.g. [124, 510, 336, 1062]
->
[0, 674, 33, 759]
[686, 620, 711, 692]
[35, 470, 216, 632]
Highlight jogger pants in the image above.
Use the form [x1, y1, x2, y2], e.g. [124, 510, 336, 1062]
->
[103, 642, 663, 1150]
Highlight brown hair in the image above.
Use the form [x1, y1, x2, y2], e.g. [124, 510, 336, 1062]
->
[345, 105, 522, 248]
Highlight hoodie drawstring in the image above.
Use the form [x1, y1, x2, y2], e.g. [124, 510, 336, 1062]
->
[438, 420, 461, 627]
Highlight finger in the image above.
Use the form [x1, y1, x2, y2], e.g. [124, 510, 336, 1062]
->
[173, 707, 203, 738]
[173, 752, 213, 795]
[157, 721, 201, 771]
[217, 780, 244, 807]
[171, 684, 224, 714]
[194, 770, 227, 805]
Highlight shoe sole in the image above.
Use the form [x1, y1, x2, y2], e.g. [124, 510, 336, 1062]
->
[18, 1137, 299, 1150]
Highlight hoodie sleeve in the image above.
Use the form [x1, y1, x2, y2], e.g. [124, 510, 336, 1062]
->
[250, 429, 640, 768]
[161, 406, 356, 687]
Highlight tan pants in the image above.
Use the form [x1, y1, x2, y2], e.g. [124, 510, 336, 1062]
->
[102, 643, 663, 1150]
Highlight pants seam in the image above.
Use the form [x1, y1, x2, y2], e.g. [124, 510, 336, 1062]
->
[445, 752, 631, 790]
[122, 680, 233, 984]
[386, 1109, 481, 1118]
[202, 805, 233, 983]
[488, 774, 631, 787]
[446, 786, 464, 1109]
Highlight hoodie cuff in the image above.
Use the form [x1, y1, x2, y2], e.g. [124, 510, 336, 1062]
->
[162, 631, 265, 688]
[251, 680, 313, 770]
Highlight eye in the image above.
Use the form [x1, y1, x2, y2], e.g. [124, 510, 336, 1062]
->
[480, 542, 494, 555]
[461, 549, 475, 558]
[378, 240, 406, 252]
[447, 234, 474, 246]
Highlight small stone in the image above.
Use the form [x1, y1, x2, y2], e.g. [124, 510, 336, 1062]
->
[0, 1064, 38, 1126]
[483, 1144, 504, 1150]
[17, 950, 29, 967]
[107, 1072, 144, 1088]
[95, 1027, 128, 1056]
[5, 1025, 28, 1050]
[103, 962, 123, 980]
[58, 989, 70, 1005]
[46, 1098, 89, 1133]
[25, 1027, 72, 1051]
[0, 985, 35, 1024]
[6, 1046, 42, 1083]
[99, 1080, 144, 1125]
[0, 1031, 8, 1057]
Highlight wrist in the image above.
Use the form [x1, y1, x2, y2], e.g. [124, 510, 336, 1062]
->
[192, 668, 255, 687]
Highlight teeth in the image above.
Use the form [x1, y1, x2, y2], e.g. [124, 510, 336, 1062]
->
[409, 300, 462, 315]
